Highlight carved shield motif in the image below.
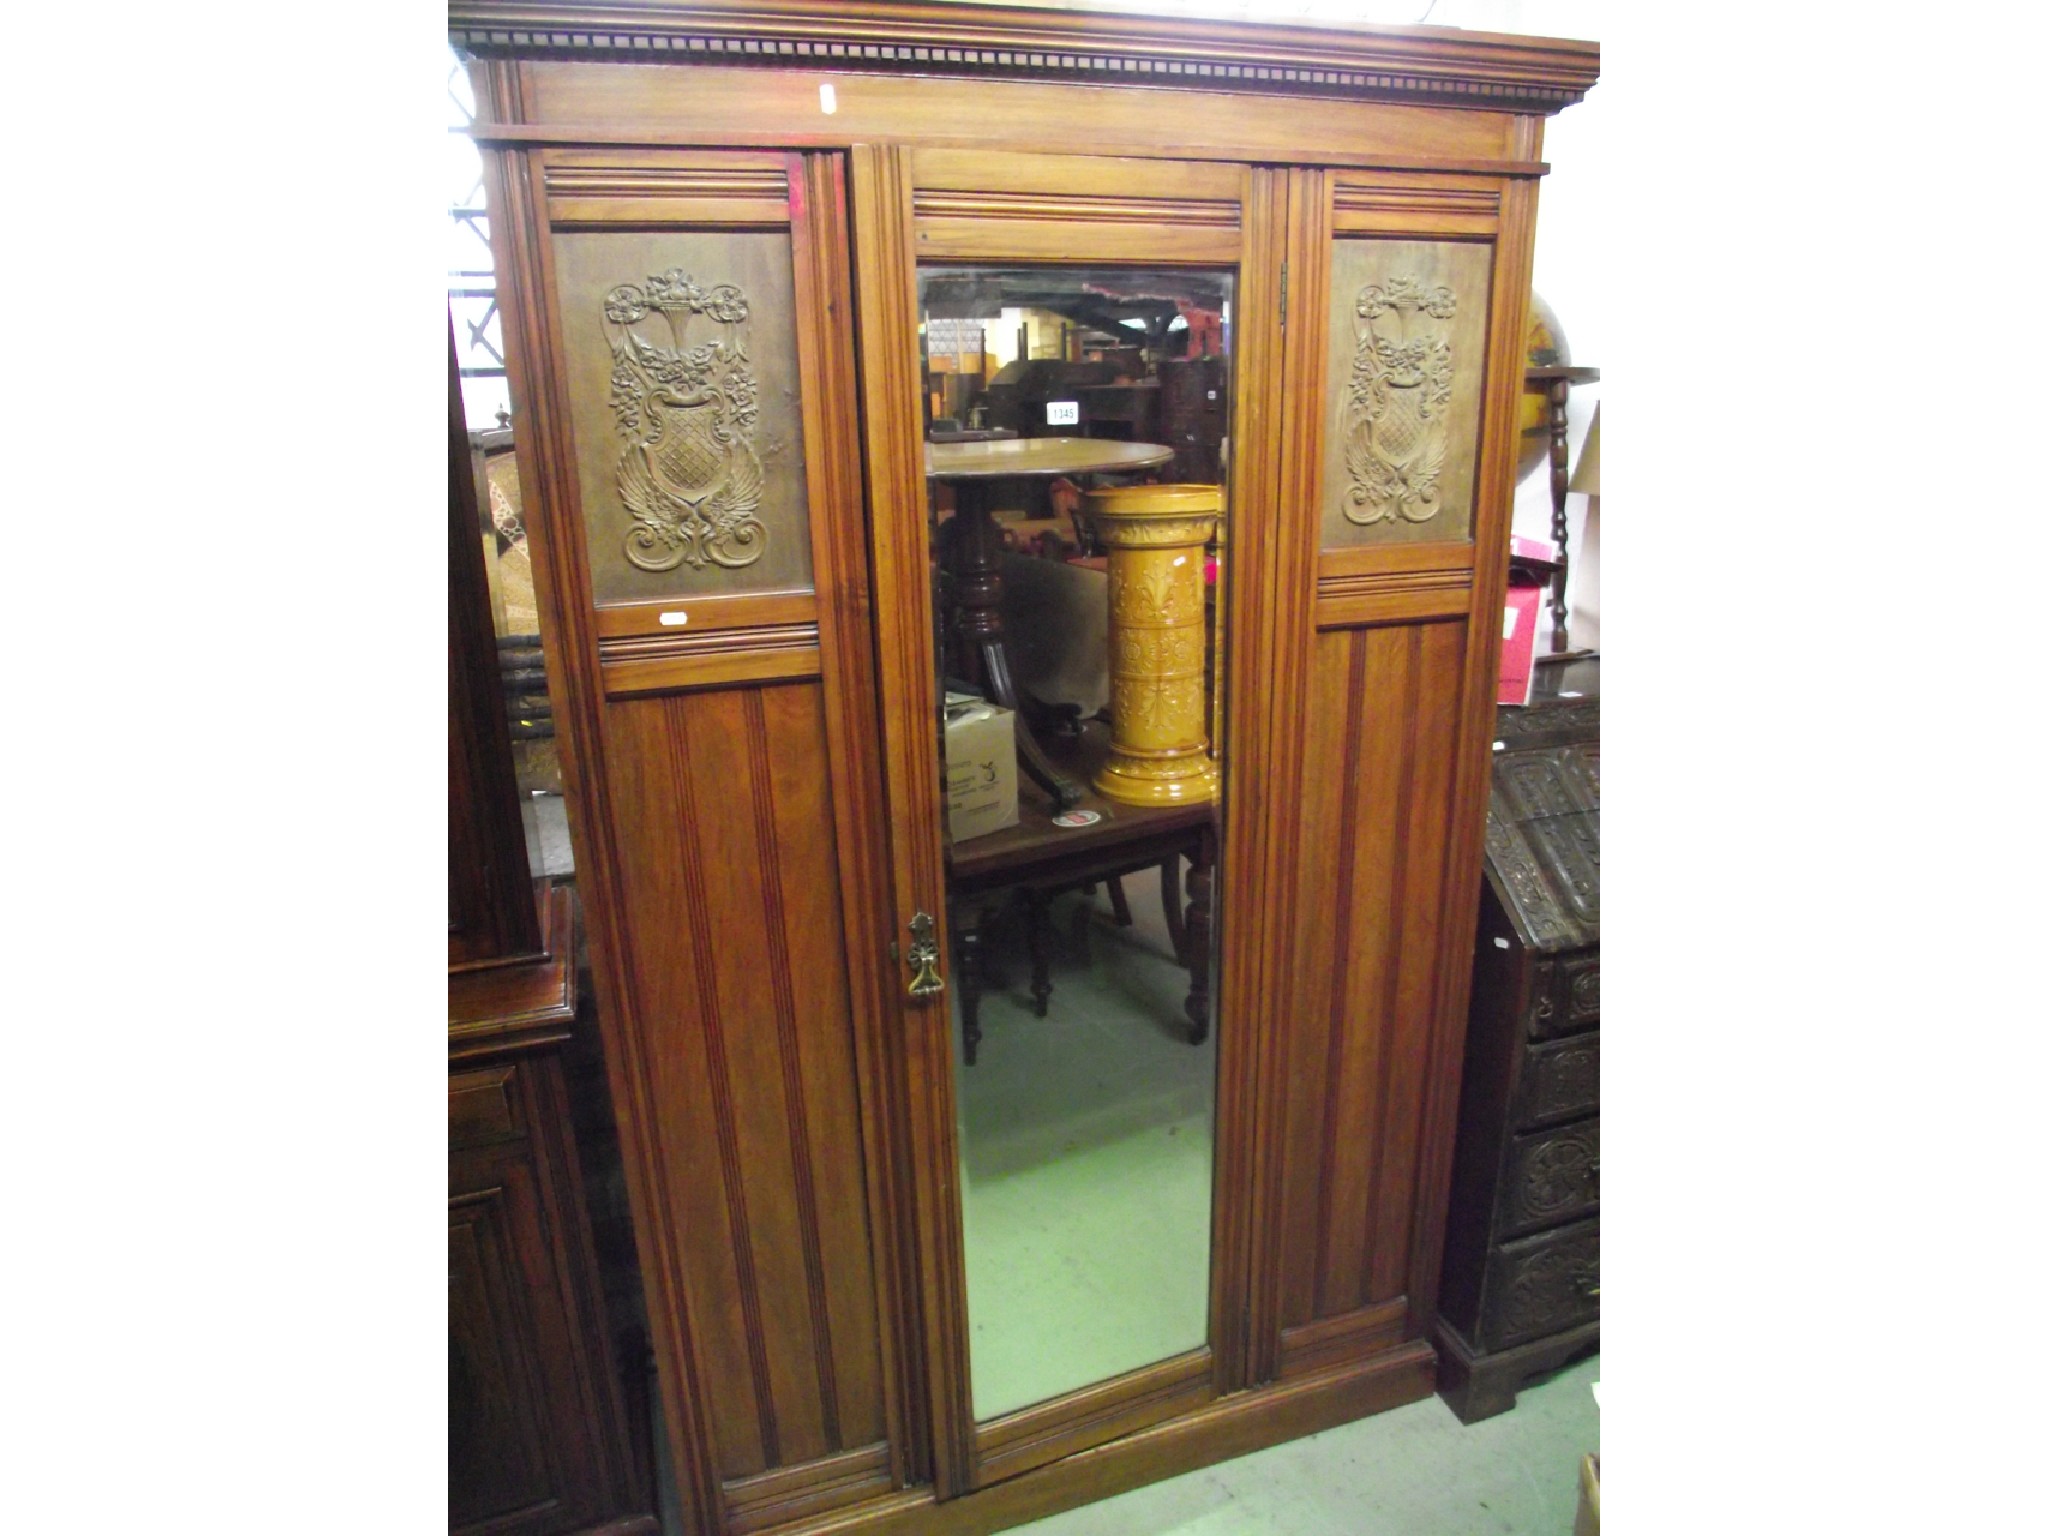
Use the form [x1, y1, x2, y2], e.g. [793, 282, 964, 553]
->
[1342, 276, 1458, 526]
[604, 271, 768, 572]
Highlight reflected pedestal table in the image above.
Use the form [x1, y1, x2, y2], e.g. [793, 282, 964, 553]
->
[927, 436, 1174, 809]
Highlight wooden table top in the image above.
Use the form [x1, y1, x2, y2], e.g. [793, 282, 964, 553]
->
[925, 435, 1173, 481]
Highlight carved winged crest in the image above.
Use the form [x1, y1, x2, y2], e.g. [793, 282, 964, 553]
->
[1341, 275, 1458, 526]
[603, 271, 767, 573]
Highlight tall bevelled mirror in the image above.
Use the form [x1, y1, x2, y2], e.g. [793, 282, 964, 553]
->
[917, 264, 1234, 1422]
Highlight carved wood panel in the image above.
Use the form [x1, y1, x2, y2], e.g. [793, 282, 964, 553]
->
[449, 1186, 560, 1530]
[1526, 949, 1598, 1039]
[1511, 1033, 1599, 1129]
[449, 1067, 645, 1536]
[1497, 1119, 1598, 1239]
[1562, 954, 1599, 1024]
[1275, 617, 1468, 1343]
[1319, 239, 1492, 548]
[1480, 1217, 1598, 1351]
[598, 681, 889, 1487]
[553, 228, 814, 604]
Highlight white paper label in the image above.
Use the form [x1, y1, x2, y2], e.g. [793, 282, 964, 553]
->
[1046, 400, 1079, 426]
[818, 82, 838, 114]
[1503, 606, 1518, 640]
[658, 611, 690, 627]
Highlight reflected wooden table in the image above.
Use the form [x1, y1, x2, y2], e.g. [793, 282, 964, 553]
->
[947, 722, 1215, 1066]
[927, 436, 1173, 809]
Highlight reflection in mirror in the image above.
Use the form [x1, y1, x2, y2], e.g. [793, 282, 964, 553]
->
[467, 425, 575, 882]
[919, 265, 1232, 1421]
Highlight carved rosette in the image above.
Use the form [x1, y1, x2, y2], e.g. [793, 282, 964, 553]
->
[1495, 1235, 1599, 1345]
[603, 270, 767, 573]
[1342, 275, 1458, 526]
[1084, 485, 1222, 807]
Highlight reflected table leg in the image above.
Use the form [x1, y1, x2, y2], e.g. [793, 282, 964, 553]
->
[1024, 890, 1053, 1018]
[1183, 834, 1213, 1046]
[946, 479, 1084, 809]
[957, 912, 984, 1066]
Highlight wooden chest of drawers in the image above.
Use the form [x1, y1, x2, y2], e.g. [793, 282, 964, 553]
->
[1435, 676, 1599, 1422]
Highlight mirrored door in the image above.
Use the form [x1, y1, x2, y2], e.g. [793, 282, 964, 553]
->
[850, 145, 1281, 1494]
[921, 263, 1235, 1426]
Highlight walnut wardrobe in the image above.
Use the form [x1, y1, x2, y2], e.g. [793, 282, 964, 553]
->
[450, 5, 1599, 1533]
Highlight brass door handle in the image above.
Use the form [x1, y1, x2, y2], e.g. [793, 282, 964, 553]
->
[906, 911, 945, 999]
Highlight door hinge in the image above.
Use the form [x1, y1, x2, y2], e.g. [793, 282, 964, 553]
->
[1279, 261, 1289, 329]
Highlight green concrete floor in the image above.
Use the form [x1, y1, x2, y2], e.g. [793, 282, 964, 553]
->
[952, 879, 1216, 1419]
[1015, 1354, 1600, 1536]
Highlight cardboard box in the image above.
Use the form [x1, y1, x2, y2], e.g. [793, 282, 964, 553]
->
[944, 697, 1018, 843]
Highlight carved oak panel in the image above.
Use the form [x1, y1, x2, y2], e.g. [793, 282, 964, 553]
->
[1320, 238, 1493, 548]
[1528, 949, 1597, 1041]
[1511, 1033, 1599, 1129]
[553, 230, 814, 604]
[1497, 1119, 1598, 1239]
[1562, 954, 1599, 1025]
[1480, 1218, 1598, 1351]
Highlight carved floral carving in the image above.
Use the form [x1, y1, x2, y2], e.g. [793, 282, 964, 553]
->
[1341, 275, 1458, 526]
[603, 270, 767, 573]
[1495, 1235, 1598, 1344]
[1514, 1129, 1597, 1221]
[1109, 562, 1200, 627]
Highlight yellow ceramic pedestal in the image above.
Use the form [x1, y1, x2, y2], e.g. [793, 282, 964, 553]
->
[1082, 483, 1222, 807]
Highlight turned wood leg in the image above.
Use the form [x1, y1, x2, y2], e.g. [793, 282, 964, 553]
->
[979, 905, 1004, 991]
[1107, 876, 1134, 928]
[958, 916, 985, 1066]
[1183, 847, 1213, 1045]
[1546, 376, 1572, 653]
[947, 484, 1082, 808]
[1160, 855, 1188, 967]
[1024, 890, 1052, 1017]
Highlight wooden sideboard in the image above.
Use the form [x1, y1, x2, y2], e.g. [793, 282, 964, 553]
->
[450, 5, 1599, 1531]
[450, 322, 658, 1536]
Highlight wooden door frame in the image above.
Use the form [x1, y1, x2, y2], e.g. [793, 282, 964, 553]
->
[480, 113, 928, 1529]
[1248, 148, 1548, 1387]
[849, 142, 1294, 1497]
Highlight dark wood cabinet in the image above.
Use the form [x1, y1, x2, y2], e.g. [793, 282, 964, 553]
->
[450, 5, 1599, 1531]
[449, 896, 660, 1536]
[450, 319, 659, 1536]
[1435, 676, 1600, 1422]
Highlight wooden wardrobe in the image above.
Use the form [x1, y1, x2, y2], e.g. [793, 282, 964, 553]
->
[451, 5, 1599, 1532]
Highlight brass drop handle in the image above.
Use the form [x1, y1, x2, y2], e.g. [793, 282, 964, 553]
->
[906, 911, 945, 999]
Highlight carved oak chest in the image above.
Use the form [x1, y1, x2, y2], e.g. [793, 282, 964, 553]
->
[1435, 672, 1599, 1422]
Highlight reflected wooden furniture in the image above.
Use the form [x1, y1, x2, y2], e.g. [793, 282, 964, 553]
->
[1523, 365, 1599, 651]
[1435, 669, 1600, 1422]
[949, 723, 1215, 1065]
[928, 436, 1175, 808]
[448, 324, 657, 1536]
[455, 5, 1597, 1532]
